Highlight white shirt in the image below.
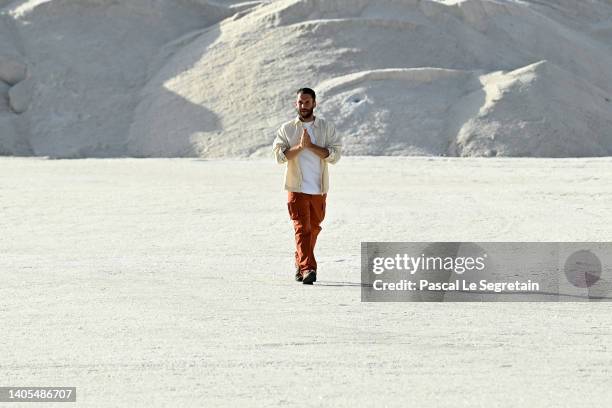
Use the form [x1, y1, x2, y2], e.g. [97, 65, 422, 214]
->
[298, 121, 323, 194]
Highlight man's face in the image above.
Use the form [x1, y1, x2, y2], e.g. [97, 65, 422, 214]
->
[295, 93, 316, 120]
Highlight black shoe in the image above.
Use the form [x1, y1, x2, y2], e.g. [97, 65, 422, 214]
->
[302, 270, 317, 285]
[295, 261, 303, 281]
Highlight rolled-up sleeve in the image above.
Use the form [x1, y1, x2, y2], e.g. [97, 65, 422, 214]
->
[272, 128, 289, 164]
[324, 125, 342, 164]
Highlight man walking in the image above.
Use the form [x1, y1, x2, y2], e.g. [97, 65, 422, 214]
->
[273, 88, 342, 284]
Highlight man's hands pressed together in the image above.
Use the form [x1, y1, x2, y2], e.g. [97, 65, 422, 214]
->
[284, 127, 329, 160]
[300, 128, 313, 149]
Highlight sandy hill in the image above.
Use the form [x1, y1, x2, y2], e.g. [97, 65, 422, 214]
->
[1, 0, 611, 158]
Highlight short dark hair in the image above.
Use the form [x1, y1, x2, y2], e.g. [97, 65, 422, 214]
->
[297, 87, 316, 100]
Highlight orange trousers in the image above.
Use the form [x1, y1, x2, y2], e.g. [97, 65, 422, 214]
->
[287, 192, 327, 272]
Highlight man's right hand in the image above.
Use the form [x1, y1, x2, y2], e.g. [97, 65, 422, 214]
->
[283, 143, 303, 161]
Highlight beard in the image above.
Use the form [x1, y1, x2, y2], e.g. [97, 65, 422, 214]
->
[297, 107, 314, 121]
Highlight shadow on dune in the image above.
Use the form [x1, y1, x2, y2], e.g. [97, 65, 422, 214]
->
[125, 24, 227, 157]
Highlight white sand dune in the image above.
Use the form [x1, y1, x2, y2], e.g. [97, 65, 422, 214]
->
[1, 0, 612, 157]
[2, 156, 612, 406]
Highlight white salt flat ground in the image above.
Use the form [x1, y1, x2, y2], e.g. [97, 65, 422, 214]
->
[1, 156, 611, 407]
